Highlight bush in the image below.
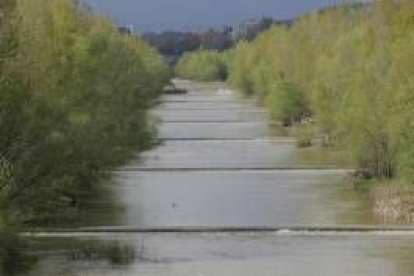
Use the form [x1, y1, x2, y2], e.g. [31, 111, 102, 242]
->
[265, 76, 309, 127]
[175, 49, 227, 81]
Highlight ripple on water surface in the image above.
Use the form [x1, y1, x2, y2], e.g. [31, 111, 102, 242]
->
[29, 232, 414, 276]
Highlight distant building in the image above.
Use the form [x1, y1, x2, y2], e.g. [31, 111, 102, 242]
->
[231, 17, 276, 41]
[231, 19, 259, 40]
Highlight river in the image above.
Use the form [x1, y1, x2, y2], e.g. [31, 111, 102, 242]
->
[27, 80, 414, 276]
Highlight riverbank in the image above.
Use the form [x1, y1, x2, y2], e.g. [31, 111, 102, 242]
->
[295, 144, 414, 225]
[0, 0, 170, 274]
[0, 0, 170, 225]
[261, 100, 414, 225]
[174, 0, 414, 226]
[289, 126, 414, 225]
[354, 180, 414, 225]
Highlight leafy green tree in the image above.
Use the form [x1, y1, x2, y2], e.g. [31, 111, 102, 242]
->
[0, 0, 170, 224]
[175, 49, 227, 81]
[223, 0, 414, 180]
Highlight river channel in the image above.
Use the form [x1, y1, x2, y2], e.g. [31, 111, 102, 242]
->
[28, 80, 414, 276]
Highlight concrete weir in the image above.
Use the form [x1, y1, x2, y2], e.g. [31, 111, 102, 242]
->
[27, 225, 414, 237]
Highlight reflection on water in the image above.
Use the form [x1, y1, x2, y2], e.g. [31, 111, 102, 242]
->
[124, 139, 296, 169]
[151, 109, 266, 122]
[28, 233, 414, 276]
[158, 122, 270, 140]
[24, 81, 414, 275]
[115, 170, 371, 228]
[156, 101, 257, 110]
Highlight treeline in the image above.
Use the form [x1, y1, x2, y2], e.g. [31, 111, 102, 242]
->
[175, 50, 227, 81]
[142, 29, 233, 62]
[175, 0, 414, 182]
[142, 17, 287, 63]
[0, 0, 170, 226]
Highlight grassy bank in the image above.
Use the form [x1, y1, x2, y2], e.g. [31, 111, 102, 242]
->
[352, 180, 414, 224]
[175, 0, 414, 221]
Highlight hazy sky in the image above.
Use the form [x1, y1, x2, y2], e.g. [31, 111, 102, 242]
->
[85, 0, 350, 32]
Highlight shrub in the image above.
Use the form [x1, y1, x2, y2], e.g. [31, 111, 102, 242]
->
[265, 76, 309, 127]
[175, 49, 227, 81]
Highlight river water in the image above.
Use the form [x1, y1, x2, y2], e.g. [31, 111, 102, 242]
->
[28, 80, 414, 276]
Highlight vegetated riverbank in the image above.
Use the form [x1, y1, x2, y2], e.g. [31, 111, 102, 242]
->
[175, 0, 414, 224]
[0, 0, 170, 273]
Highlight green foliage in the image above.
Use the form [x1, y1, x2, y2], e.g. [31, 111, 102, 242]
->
[264, 76, 309, 126]
[225, 0, 414, 181]
[226, 41, 257, 95]
[175, 49, 227, 81]
[0, 0, 170, 224]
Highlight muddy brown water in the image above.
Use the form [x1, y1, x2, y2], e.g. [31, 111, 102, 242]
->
[28, 80, 414, 276]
